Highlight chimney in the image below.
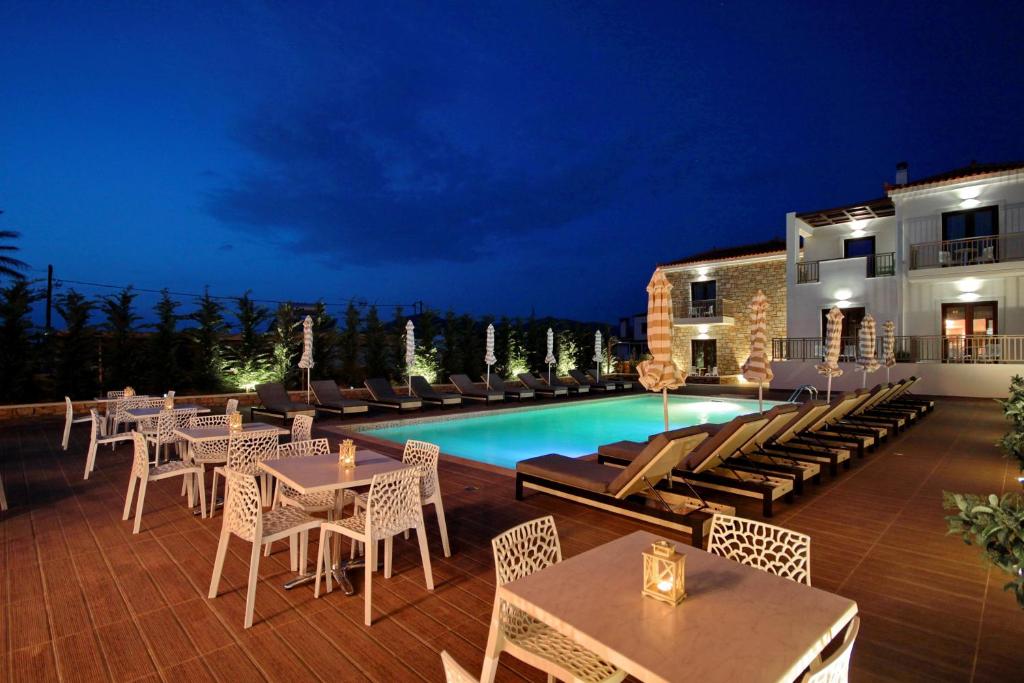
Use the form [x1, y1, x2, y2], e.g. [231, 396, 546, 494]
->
[895, 161, 908, 186]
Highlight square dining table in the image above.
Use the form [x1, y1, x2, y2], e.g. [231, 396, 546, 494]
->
[483, 530, 858, 683]
[258, 449, 411, 593]
[126, 403, 212, 419]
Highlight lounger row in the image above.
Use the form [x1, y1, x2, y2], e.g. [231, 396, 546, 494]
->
[515, 377, 932, 545]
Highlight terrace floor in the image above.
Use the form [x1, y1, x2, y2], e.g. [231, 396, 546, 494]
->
[0, 396, 1022, 682]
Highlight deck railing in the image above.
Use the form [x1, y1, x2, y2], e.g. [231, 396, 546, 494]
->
[772, 335, 1024, 364]
[909, 233, 1024, 270]
[684, 298, 733, 319]
[796, 252, 896, 283]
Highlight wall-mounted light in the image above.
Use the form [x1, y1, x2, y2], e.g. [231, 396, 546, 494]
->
[956, 278, 982, 293]
[850, 229, 866, 238]
[697, 325, 709, 334]
[958, 186, 981, 200]
[695, 266, 709, 281]
[834, 288, 852, 300]
[960, 198, 980, 209]
[957, 292, 981, 302]
[835, 300, 851, 309]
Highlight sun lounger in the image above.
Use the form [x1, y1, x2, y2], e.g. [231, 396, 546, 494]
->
[484, 375, 535, 401]
[516, 427, 734, 548]
[363, 378, 423, 411]
[791, 391, 880, 461]
[569, 369, 616, 391]
[409, 376, 462, 407]
[253, 382, 317, 421]
[841, 382, 915, 432]
[585, 369, 633, 390]
[309, 380, 371, 416]
[538, 372, 590, 394]
[597, 413, 795, 517]
[888, 376, 934, 412]
[757, 400, 854, 476]
[516, 373, 569, 398]
[449, 374, 504, 403]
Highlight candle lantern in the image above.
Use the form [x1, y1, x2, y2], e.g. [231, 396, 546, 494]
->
[228, 412, 243, 433]
[642, 539, 686, 605]
[123, 386, 135, 398]
[163, 395, 175, 410]
[338, 439, 357, 468]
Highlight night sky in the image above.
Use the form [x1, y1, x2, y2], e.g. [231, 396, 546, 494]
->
[3, 1, 1023, 324]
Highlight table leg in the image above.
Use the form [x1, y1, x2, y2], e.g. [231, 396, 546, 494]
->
[283, 558, 363, 595]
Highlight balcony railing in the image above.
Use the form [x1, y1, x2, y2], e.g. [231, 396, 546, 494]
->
[796, 252, 896, 284]
[684, 298, 733, 319]
[909, 233, 1024, 270]
[772, 335, 1024, 363]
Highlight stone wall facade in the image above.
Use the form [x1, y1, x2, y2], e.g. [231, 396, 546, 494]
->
[664, 256, 787, 382]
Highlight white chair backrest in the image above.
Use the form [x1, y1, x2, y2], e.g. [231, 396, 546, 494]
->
[492, 516, 561, 586]
[225, 398, 239, 416]
[154, 408, 197, 445]
[130, 432, 150, 479]
[226, 430, 279, 476]
[188, 414, 231, 459]
[65, 396, 74, 421]
[801, 616, 860, 683]
[403, 439, 440, 500]
[191, 414, 229, 428]
[291, 415, 313, 442]
[277, 438, 330, 459]
[707, 513, 811, 585]
[223, 468, 263, 543]
[365, 467, 423, 540]
[89, 409, 104, 445]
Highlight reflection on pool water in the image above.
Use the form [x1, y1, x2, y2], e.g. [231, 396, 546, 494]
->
[359, 394, 777, 469]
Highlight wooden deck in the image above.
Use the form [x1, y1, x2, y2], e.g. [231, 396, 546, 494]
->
[1, 397, 1022, 682]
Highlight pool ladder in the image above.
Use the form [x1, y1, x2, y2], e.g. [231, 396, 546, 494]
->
[787, 384, 819, 402]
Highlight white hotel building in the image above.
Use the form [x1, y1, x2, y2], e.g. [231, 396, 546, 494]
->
[775, 161, 1024, 397]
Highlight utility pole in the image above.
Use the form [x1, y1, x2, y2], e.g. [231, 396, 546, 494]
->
[45, 264, 53, 333]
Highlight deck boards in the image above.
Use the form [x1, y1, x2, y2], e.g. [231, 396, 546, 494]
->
[1, 397, 1022, 681]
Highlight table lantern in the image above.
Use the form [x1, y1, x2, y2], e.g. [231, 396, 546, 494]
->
[228, 412, 243, 433]
[163, 395, 175, 410]
[338, 439, 356, 468]
[642, 540, 686, 605]
[123, 386, 135, 397]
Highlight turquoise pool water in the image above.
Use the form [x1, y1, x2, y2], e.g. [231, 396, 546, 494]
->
[361, 395, 777, 469]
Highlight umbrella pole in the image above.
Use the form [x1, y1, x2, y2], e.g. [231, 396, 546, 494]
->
[662, 388, 669, 432]
[826, 375, 833, 402]
[758, 382, 763, 414]
[306, 368, 310, 404]
[486, 366, 490, 390]
[547, 364, 551, 384]
[862, 371, 867, 389]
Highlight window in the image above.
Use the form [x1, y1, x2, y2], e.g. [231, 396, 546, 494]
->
[844, 236, 875, 258]
[942, 206, 999, 241]
[690, 280, 716, 302]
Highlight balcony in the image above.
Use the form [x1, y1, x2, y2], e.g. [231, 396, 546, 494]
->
[772, 334, 1024, 363]
[909, 233, 1024, 270]
[675, 297, 735, 326]
[796, 252, 895, 284]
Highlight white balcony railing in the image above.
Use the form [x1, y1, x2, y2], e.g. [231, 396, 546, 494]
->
[773, 335, 1024, 364]
[909, 233, 1024, 270]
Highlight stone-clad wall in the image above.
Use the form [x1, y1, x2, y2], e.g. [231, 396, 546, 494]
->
[664, 257, 787, 381]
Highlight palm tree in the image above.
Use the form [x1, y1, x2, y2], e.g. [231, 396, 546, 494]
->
[0, 211, 29, 280]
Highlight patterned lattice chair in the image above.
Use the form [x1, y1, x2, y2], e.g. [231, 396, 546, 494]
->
[180, 414, 230, 500]
[801, 616, 860, 683]
[0, 470, 7, 511]
[351, 439, 451, 557]
[208, 468, 321, 629]
[441, 651, 478, 683]
[225, 398, 239, 416]
[481, 516, 625, 683]
[83, 409, 134, 480]
[707, 513, 812, 585]
[290, 414, 313, 442]
[62, 396, 92, 451]
[210, 430, 280, 517]
[104, 389, 125, 434]
[122, 432, 206, 533]
[144, 408, 196, 464]
[263, 438, 335, 560]
[110, 395, 144, 438]
[314, 466, 434, 626]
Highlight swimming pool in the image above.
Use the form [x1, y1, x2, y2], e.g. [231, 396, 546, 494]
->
[358, 394, 778, 469]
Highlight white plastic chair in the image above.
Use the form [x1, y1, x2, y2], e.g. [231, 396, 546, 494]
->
[482, 516, 625, 683]
[182, 414, 230, 501]
[939, 250, 951, 267]
[144, 408, 196, 464]
[291, 414, 313, 442]
[62, 397, 92, 451]
[801, 616, 860, 683]
[123, 432, 206, 533]
[352, 439, 451, 557]
[441, 651, 478, 683]
[0, 471, 7, 511]
[264, 438, 337, 560]
[104, 389, 125, 434]
[210, 430, 279, 516]
[707, 513, 811, 585]
[314, 466, 434, 626]
[84, 409, 134, 479]
[208, 468, 321, 629]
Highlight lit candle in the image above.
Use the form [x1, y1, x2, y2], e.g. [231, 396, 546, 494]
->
[657, 579, 673, 593]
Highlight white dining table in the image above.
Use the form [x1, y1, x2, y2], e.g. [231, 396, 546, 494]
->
[483, 530, 858, 683]
[126, 403, 211, 419]
[174, 422, 288, 443]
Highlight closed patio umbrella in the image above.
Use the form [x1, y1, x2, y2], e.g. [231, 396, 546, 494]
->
[741, 289, 773, 413]
[637, 270, 685, 431]
[544, 327, 557, 384]
[857, 314, 880, 388]
[405, 320, 415, 392]
[816, 306, 844, 401]
[297, 315, 314, 403]
[593, 330, 604, 382]
[485, 323, 497, 389]
[882, 320, 896, 383]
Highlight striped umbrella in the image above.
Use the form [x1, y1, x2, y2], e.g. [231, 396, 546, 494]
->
[544, 328, 557, 384]
[882, 320, 896, 382]
[298, 315, 314, 402]
[593, 330, 604, 381]
[741, 289, 773, 413]
[857, 314, 880, 387]
[484, 323, 497, 388]
[404, 320, 415, 391]
[816, 306, 844, 401]
[637, 270, 685, 430]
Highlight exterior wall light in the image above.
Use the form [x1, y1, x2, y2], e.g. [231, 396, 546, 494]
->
[834, 288, 852, 301]
[958, 186, 981, 200]
[957, 292, 981, 302]
[957, 278, 982, 293]
[960, 198, 980, 209]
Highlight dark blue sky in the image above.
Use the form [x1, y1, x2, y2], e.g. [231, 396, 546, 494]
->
[3, 1, 1023, 323]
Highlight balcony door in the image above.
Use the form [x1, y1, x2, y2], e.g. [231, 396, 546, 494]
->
[690, 280, 717, 317]
[821, 306, 865, 360]
[691, 339, 717, 374]
[942, 301, 997, 361]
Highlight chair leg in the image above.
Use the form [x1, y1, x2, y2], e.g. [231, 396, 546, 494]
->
[244, 541, 261, 629]
[384, 537, 393, 579]
[480, 599, 504, 683]
[195, 470, 207, 518]
[364, 539, 375, 626]
[85, 441, 98, 480]
[132, 477, 149, 534]
[209, 470, 220, 519]
[289, 534, 298, 572]
[433, 496, 451, 558]
[62, 419, 71, 451]
[415, 524, 434, 590]
[122, 474, 138, 521]
[208, 530, 230, 598]
[299, 529, 309, 575]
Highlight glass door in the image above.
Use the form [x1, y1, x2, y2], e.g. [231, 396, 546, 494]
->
[942, 302, 997, 361]
[691, 339, 717, 375]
